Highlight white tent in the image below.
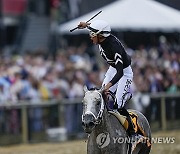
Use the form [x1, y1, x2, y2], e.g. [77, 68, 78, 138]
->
[59, 0, 180, 34]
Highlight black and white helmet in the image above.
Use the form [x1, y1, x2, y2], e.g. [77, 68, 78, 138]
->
[88, 20, 111, 37]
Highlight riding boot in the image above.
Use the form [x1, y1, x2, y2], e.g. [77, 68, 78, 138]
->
[117, 108, 135, 136]
[117, 108, 145, 152]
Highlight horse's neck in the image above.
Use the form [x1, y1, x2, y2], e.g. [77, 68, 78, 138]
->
[102, 107, 109, 125]
[94, 107, 125, 135]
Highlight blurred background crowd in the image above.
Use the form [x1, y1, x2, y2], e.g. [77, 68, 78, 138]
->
[0, 36, 179, 104]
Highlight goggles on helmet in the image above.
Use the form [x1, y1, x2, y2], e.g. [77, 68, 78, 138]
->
[88, 26, 98, 37]
[88, 26, 110, 38]
[89, 31, 97, 38]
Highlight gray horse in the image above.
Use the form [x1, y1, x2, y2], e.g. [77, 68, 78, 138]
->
[82, 87, 151, 154]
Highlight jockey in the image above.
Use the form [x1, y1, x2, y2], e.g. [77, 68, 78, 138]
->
[78, 20, 144, 151]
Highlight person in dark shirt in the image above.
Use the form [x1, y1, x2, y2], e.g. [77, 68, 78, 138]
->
[78, 20, 144, 151]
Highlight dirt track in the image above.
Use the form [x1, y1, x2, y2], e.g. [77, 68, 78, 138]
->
[0, 130, 179, 154]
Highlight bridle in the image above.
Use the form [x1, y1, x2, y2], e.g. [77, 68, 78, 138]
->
[82, 90, 105, 125]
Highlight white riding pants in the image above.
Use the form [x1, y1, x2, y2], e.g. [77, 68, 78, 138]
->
[102, 66, 133, 108]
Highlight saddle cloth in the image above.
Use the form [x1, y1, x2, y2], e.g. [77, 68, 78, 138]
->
[108, 110, 145, 136]
[108, 110, 151, 148]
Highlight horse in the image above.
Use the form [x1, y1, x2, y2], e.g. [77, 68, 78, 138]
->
[82, 86, 151, 154]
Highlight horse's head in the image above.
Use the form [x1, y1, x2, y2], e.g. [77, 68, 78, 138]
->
[82, 86, 105, 133]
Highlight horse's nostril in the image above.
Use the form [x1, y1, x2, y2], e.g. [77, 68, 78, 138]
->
[82, 121, 94, 127]
[89, 122, 95, 127]
[82, 114, 96, 129]
[82, 122, 85, 126]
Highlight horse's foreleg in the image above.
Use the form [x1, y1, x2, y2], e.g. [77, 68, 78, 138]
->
[87, 138, 101, 154]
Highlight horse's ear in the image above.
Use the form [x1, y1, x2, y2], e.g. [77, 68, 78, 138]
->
[83, 86, 89, 93]
[99, 85, 105, 94]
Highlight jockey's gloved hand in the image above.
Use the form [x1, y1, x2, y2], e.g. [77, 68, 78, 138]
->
[102, 83, 112, 103]
[103, 83, 112, 95]
[78, 22, 90, 29]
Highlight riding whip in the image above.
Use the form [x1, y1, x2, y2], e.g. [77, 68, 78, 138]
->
[69, 10, 102, 32]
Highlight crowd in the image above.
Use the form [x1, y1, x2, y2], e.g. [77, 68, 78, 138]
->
[0, 36, 179, 104]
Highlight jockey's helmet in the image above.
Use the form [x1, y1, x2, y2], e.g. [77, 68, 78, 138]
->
[88, 20, 111, 38]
